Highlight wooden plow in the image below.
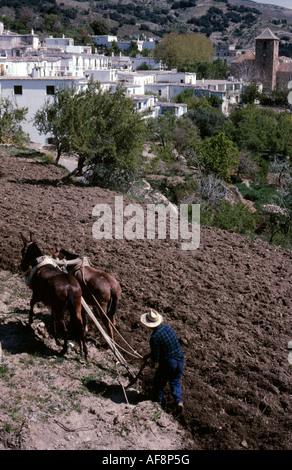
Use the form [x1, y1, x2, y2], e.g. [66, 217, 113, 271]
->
[81, 297, 136, 380]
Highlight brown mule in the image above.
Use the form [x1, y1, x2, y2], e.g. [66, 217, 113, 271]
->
[51, 247, 121, 341]
[20, 233, 88, 360]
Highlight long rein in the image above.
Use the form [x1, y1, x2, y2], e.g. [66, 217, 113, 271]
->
[53, 257, 142, 360]
[79, 266, 142, 360]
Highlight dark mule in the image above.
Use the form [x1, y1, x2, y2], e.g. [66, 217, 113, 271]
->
[51, 247, 121, 341]
[20, 233, 88, 360]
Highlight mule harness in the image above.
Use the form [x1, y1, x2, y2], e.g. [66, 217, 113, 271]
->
[25, 255, 61, 288]
[53, 256, 142, 360]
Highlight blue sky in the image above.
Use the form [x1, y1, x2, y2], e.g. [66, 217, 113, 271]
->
[254, 0, 292, 8]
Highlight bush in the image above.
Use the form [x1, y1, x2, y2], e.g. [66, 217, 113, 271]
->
[199, 203, 215, 226]
[197, 131, 239, 182]
[235, 183, 277, 210]
[189, 107, 226, 138]
[213, 200, 258, 234]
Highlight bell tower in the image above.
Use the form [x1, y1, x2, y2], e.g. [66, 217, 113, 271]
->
[255, 28, 279, 90]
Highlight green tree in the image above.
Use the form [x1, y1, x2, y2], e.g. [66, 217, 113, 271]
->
[147, 112, 177, 149]
[76, 83, 146, 188]
[154, 32, 214, 69]
[90, 20, 110, 35]
[34, 87, 77, 163]
[188, 106, 226, 138]
[259, 86, 289, 108]
[128, 41, 139, 57]
[146, 112, 178, 163]
[275, 113, 292, 157]
[241, 83, 261, 104]
[174, 90, 222, 111]
[266, 159, 292, 244]
[41, 13, 62, 34]
[213, 199, 258, 234]
[136, 62, 151, 71]
[172, 116, 201, 156]
[224, 106, 292, 157]
[34, 81, 146, 189]
[0, 97, 29, 145]
[181, 58, 229, 79]
[73, 27, 94, 46]
[198, 131, 239, 181]
[146, 113, 201, 166]
[106, 41, 120, 56]
[141, 48, 153, 57]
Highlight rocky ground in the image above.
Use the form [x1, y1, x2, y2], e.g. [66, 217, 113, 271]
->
[0, 149, 292, 453]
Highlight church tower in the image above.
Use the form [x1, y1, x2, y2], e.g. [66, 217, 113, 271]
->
[255, 28, 279, 91]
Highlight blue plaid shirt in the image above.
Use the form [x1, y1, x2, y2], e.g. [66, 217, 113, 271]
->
[150, 324, 184, 363]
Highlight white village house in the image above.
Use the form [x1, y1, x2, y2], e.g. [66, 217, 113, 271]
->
[0, 25, 244, 145]
[0, 22, 39, 52]
[0, 76, 88, 143]
[92, 35, 157, 53]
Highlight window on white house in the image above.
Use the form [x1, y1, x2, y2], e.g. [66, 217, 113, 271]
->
[46, 85, 55, 95]
[14, 85, 22, 95]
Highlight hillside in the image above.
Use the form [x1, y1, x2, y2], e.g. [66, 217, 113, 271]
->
[0, 148, 292, 451]
[0, 0, 292, 50]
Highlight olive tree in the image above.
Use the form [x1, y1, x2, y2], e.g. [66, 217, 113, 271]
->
[34, 87, 76, 163]
[0, 97, 29, 145]
[154, 32, 214, 70]
[34, 81, 147, 189]
[197, 131, 239, 182]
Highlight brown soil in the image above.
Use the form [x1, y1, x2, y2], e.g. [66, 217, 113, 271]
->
[0, 151, 292, 451]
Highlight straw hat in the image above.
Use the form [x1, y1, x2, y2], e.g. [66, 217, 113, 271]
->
[140, 309, 163, 328]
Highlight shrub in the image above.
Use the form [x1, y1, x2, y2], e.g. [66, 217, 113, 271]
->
[213, 200, 258, 234]
[235, 183, 277, 210]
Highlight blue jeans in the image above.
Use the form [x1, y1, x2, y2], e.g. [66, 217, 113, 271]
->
[153, 358, 184, 404]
